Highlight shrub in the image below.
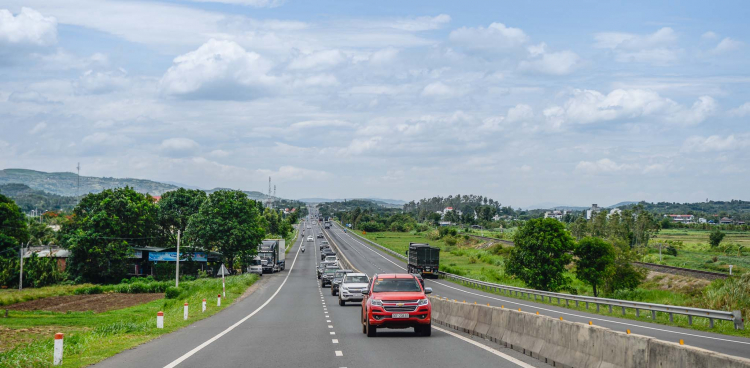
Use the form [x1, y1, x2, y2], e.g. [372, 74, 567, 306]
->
[468, 256, 478, 264]
[425, 230, 440, 240]
[181, 275, 196, 282]
[165, 286, 182, 299]
[665, 246, 678, 257]
[444, 236, 457, 247]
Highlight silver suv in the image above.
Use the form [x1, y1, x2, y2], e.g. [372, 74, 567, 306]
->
[338, 273, 370, 306]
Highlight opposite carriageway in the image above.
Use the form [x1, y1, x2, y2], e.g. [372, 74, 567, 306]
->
[324, 222, 750, 360]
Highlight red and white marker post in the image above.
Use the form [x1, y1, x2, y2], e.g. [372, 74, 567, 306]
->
[157, 311, 164, 329]
[183, 303, 188, 320]
[217, 294, 221, 307]
[53, 333, 64, 365]
[202, 298, 206, 312]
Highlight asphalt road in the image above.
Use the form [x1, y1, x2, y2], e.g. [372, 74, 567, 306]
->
[94, 220, 544, 368]
[323, 222, 750, 360]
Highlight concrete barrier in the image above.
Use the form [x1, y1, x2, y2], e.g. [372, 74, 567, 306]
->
[428, 296, 750, 368]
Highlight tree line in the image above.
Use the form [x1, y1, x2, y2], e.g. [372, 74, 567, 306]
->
[0, 187, 301, 287]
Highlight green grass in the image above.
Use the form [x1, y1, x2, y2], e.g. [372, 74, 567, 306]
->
[356, 230, 750, 338]
[645, 229, 750, 275]
[0, 274, 258, 367]
[0, 285, 94, 307]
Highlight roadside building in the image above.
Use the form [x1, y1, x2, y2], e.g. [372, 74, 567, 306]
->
[22, 246, 69, 272]
[698, 218, 707, 224]
[666, 214, 695, 223]
[544, 210, 568, 221]
[720, 217, 733, 225]
[586, 204, 602, 220]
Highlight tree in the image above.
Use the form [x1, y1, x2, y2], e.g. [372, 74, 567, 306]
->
[186, 190, 266, 270]
[62, 187, 159, 283]
[158, 188, 207, 244]
[0, 193, 29, 253]
[574, 237, 614, 297]
[570, 217, 588, 240]
[603, 239, 647, 294]
[709, 228, 725, 248]
[506, 218, 575, 291]
[27, 220, 56, 246]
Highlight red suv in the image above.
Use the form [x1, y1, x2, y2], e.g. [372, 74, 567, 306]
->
[361, 273, 432, 337]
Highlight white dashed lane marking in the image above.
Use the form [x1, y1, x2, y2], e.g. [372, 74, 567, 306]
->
[332, 339, 338, 344]
[335, 351, 343, 357]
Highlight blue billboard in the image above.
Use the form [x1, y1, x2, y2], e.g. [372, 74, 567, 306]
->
[148, 252, 207, 262]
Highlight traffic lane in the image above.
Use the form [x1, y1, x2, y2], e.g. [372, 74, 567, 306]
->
[94, 233, 306, 368]
[329, 227, 750, 359]
[182, 239, 339, 367]
[319, 269, 541, 368]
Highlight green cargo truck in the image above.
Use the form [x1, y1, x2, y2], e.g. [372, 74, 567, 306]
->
[406, 242, 440, 278]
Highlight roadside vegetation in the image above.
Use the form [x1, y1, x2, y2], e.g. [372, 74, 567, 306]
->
[0, 274, 258, 367]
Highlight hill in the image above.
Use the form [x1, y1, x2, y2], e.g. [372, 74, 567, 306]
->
[0, 183, 79, 212]
[0, 169, 178, 197]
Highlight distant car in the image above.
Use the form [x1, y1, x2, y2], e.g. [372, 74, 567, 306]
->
[321, 267, 340, 287]
[331, 269, 353, 296]
[338, 273, 369, 305]
[317, 234, 324, 239]
[321, 249, 335, 260]
[411, 273, 425, 288]
[307, 236, 313, 242]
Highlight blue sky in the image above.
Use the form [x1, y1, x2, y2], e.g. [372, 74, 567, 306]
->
[1, 0, 748, 207]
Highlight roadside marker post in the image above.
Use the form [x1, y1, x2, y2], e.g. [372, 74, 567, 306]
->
[184, 303, 188, 320]
[53, 333, 63, 366]
[218, 264, 229, 298]
[202, 299, 206, 312]
[217, 294, 221, 307]
[157, 311, 164, 329]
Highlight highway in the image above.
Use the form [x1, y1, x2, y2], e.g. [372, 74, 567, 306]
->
[323, 222, 750, 360]
[93, 221, 544, 368]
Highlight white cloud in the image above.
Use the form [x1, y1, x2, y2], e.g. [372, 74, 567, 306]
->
[7, 91, 55, 104]
[74, 69, 130, 94]
[729, 102, 750, 117]
[28, 122, 47, 134]
[183, 0, 284, 7]
[339, 136, 382, 155]
[681, 135, 749, 153]
[160, 138, 200, 157]
[545, 89, 715, 126]
[701, 31, 718, 40]
[713, 37, 743, 53]
[288, 49, 345, 70]
[290, 120, 353, 129]
[0, 7, 57, 46]
[159, 39, 276, 99]
[594, 27, 679, 65]
[506, 104, 533, 123]
[519, 43, 581, 75]
[255, 165, 328, 182]
[368, 47, 399, 64]
[449, 22, 528, 50]
[389, 14, 451, 31]
[208, 149, 230, 158]
[82, 132, 132, 146]
[421, 81, 455, 97]
[575, 158, 638, 174]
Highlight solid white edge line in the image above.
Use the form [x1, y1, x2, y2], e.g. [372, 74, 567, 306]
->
[343, 226, 750, 347]
[163, 236, 304, 368]
[433, 326, 534, 368]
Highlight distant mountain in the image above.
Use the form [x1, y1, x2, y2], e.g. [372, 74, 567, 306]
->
[298, 197, 403, 208]
[0, 168, 178, 197]
[204, 187, 270, 200]
[0, 183, 78, 212]
[607, 201, 638, 208]
[524, 202, 588, 211]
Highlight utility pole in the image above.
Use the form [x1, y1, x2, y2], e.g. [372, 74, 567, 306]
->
[175, 230, 181, 288]
[19, 244, 24, 290]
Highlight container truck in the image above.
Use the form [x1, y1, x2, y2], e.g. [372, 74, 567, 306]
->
[406, 242, 440, 278]
[258, 239, 286, 273]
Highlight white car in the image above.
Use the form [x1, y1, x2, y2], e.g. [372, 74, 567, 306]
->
[307, 236, 314, 242]
[338, 273, 370, 305]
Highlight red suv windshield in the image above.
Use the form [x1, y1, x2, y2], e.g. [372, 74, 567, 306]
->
[372, 278, 421, 292]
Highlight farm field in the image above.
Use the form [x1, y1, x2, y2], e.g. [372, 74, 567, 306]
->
[357, 230, 750, 338]
[647, 229, 750, 275]
[0, 274, 258, 367]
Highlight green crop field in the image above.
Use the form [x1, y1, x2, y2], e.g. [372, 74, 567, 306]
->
[647, 229, 750, 275]
[0, 274, 258, 367]
[357, 230, 750, 338]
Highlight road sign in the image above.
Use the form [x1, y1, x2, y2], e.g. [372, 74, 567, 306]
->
[217, 264, 230, 276]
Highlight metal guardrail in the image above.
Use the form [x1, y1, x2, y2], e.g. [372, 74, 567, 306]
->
[338, 223, 744, 330]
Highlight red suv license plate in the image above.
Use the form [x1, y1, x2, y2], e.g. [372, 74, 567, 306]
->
[392, 313, 409, 318]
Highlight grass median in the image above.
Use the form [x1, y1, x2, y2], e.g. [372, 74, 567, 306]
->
[355, 230, 750, 338]
[0, 274, 258, 367]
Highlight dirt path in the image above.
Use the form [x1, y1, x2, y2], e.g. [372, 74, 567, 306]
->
[7, 293, 164, 313]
